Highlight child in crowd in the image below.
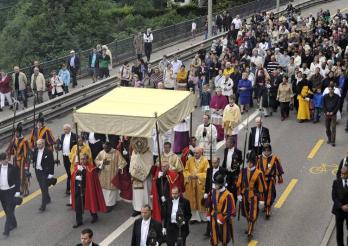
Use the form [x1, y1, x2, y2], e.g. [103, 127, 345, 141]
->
[313, 87, 323, 123]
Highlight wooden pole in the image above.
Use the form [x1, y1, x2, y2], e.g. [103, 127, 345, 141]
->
[154, 112, 162, 166]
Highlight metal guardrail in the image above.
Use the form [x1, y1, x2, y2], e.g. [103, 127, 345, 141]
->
[0, 0, 330, 143]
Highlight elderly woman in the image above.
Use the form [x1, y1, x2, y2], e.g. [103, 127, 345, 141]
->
[149, 68, 163, 88]
[176, 65, 188, 91]
[277, 76, 293, 121]
[210, 87, 229, 141]
[163, 63, 175, 90]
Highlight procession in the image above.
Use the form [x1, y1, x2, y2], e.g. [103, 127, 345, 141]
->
[0, 1, 348, 246]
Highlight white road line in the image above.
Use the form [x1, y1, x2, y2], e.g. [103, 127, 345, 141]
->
[98, 110, 259, 245]
[216, 109, 260, 150]
[319, 215, 335, 246]
[99, 215, 140, 246]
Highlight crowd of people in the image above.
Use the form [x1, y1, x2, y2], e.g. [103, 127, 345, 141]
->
[0, 4, 348, 246]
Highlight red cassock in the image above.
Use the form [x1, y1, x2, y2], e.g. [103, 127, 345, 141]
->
[181, 146, 190, 167]
[71, 163, 107, 213]
[151, 166, 184, 222]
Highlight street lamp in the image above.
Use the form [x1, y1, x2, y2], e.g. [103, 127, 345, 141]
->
[207, 0, 212, 38]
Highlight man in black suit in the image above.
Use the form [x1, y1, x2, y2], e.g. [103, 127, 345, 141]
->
[67, 50, 80, 88]
[332, 166, 348, 246]
[163, 186, 192, 246]
[32, 139, 55, 212]
[83, 132, 106, 161]
[337, 153, 348, 179]
[222, 136, 242, 202]
[0, 152, 21, 237]
[131, 204, 162, 246]
[58, 124, 77, 195]
[76, 228, 99, 246]
[203, 157, 226, 237]
[248, 116, 271, 155]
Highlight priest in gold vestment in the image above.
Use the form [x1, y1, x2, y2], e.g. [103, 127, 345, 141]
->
[184, 147, 209, 222]
[95, 142, 127, 210]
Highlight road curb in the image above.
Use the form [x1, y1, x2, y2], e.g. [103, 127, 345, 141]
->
[319, 215, 335, 246]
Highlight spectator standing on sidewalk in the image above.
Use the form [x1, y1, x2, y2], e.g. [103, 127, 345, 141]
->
[12, 66, 28, 109]
[88, 48, 100, 83]
[31, 67, 46, 104]
[191, 21, 197, 39]
[102, 45, 113, 72]
[67, 50, 80, 88]
[58, 63, 70, 93]
[98, 47, 111, 79]
[133, 32, 144, 60]
[120, 61, 132, 87]
[50, 70, 64, 99]
[143, 28, 153, 62]
[0, 71, 13, 111]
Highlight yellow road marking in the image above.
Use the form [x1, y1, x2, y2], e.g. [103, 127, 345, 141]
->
[248, 240, 258, 246]
[274, 179, 298, 209]
[307, 139, 324, 160]
[0, 173, 67, 218]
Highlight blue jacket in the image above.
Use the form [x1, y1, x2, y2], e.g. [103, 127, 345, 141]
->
[313, 92, 323, 108]
[58, 69, 71, 86]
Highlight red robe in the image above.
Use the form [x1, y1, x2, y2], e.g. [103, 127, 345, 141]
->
[151, 166, 183, 222]
[71, 163, 107, 213]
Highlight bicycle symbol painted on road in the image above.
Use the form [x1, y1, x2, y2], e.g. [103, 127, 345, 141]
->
[309, 163, 338, 176]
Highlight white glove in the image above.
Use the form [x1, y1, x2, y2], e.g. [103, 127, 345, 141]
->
[122, 149, 128, 155]
[161, 196, 166, 202]
[158, 171, 163, 178]
[305, 97, 310, 101]
[77, 165, 84, 171]
[75, 175, 82, 181]
[47, 174, 54, 179]
[203, 193, 208, 199]
[237, 195, 243, 202]
[259, 201, 265, 207]
[206, 216, 210, 221]
[98, 163, 103, 169]
[182, 221, 185, 225]
[217, 219, 223, 225]
[14, 192, 20, 197]
[162, 228, 166, 236]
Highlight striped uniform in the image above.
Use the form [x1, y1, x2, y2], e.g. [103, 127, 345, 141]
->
[210, 188, 236, 246]
[29, 126, 55, 149]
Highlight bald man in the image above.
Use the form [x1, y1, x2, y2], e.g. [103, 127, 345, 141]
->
[59, 124, 77, 194]
[332, 166, 348, 246]
[183, 147, 209, 222]
[248, 117, 270, 155]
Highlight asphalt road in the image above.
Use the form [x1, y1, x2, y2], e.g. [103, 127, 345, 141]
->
[0, 1, 348, 245]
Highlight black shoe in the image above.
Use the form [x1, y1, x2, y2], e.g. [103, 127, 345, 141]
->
[66, 203, 72, 207]
[65, 190, 70, 195]
[331, 143, 336, 147]
[39, 206, 46, 212]
[345, 128, 348, 132]
[2, 231, 9, 238]
[107, 206, 113, 213]
[204, 232, 210, 237]
[72, 223, 83, 229]
[0, 108, 3, 112]
[131, 211, 141, 217]
[46, 198, 51, 204]
[327, 140, 331, 144]
[9, 224, 17, 231]
[91, 216, 98, 224]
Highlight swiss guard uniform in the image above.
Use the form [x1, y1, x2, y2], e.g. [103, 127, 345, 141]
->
[209, 173, 236, 246]
[6, 123, 31, 196]
[236, 151, 266, 241]
[29, 113, 55, 150]
[257, 144, 284, 218]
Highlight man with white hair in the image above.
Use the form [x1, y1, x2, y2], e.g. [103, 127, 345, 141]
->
[32, 139, 55, 212]
[58, 124, 77, 195]
[31, 67, 46, 104]
[67, 50, 80, 88]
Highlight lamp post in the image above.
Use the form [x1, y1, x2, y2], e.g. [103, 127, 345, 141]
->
[207, 0, 212, 38]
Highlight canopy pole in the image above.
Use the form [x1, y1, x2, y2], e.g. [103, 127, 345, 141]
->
[73, 108, 81, 166]
[154, 112, 162, 166]
[190, 112, 193, 138]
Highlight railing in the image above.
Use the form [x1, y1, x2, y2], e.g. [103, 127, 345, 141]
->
[5, 0, 288, 79]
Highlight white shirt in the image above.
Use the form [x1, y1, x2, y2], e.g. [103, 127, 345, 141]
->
[62, 132, 71, 156]
[232, 18, 242, 29]
[143, 32, 153, 43]
[140, 218, 151, 246]
[226, 148, 234, 171]
[192, 22, 197, 30]
[171, 60, 182, 75]
[0, 165, 14, 190]
[323, 87, 341, 97]
[343, 179, 348, 188]
[88, 132, 99, 144]
[212, 167, 219, 189]
[214, 75, 225, 88]
[171, 198, 180, 223]
[36, 148, 44, 170]
[254, 127, 262, 147]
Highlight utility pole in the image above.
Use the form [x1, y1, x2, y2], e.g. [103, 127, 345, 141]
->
[207, 0, 212, 38]
[276, 0, 280, 12]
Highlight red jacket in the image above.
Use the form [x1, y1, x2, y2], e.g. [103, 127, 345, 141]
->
[0, 75, 11, 93]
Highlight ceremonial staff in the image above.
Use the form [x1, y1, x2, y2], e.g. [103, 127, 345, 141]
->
[210, 117, 213, 166]
[238, 110, 249, 221]
[74, 110, 84, 215]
